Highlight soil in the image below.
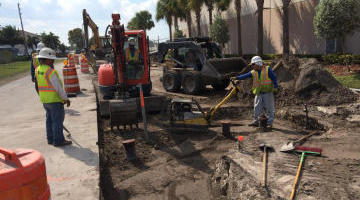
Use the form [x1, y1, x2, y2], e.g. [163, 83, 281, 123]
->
[96, 60, 360, 200]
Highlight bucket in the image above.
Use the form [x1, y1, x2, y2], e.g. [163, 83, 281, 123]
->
[0, 147, 51, 200]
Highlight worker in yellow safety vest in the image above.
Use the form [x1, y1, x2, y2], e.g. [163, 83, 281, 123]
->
[232, 56, 279, 129]
[31, 42, 45, 93]
[125, 39, 140, 63]
[35, 47, 72, 147]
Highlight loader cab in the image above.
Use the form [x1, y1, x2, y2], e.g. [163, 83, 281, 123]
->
[123, 30, 150, 86]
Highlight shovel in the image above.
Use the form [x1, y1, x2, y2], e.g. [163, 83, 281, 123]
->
[63, 125, 82, 147]
[280, 131, 319, 152]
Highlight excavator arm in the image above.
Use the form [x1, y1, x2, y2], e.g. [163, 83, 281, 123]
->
[83, 9, 103, 57]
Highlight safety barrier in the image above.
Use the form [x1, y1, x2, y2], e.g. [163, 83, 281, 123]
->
[68, 56, 76, 68]
[74, 54, 80, 65]
[80, 58, 90, 73]
[63, 64, 80, 94]
[0, 147, 51, 200]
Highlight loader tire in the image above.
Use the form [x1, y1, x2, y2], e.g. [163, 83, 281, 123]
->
[211, 79, 230, 90]
[182, 73, 204, 94]
[163, 72, 181, 92]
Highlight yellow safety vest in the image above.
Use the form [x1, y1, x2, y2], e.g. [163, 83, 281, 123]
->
[125, 48, 139, 62]
[32, 53, 39, 68]
[35, 64, 64, 103]
[251, 66, 274, 95]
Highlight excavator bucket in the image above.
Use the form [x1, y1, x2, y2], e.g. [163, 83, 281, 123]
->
[109, 99, 138, 129]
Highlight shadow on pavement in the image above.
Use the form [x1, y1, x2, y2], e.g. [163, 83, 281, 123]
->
[62, 145, 98, 167]
[65, 108, 81, 116]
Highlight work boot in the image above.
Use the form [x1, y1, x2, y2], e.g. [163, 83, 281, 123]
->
[54, 140, 72, 147]
[248, 121, 259, 127]
[266, 124, 273, 129]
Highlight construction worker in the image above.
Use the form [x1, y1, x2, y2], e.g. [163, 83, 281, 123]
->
[31, 42, 45, 92]
[35, 47, 72, 146]
[232, 56, 279, 128]
[125, 39, 140, 63]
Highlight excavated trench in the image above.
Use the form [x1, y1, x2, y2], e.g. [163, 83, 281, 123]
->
[96, 96, 342, 200]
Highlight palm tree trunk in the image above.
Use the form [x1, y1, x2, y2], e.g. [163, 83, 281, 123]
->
[256, 0, 264, 57]
[282, 0, 291, 59]
[174, 16, 179, 30]
[169, 24, 173, 41]
[186, 10, 192, 37]
[208, 6, 213, 30]
[196, 8, 201, 36]
[235, 0, 242, 56]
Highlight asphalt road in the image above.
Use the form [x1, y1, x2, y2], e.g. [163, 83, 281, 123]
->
[0, 62, 99, 199]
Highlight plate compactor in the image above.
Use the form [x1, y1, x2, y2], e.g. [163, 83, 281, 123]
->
[169, 79, 242, 129]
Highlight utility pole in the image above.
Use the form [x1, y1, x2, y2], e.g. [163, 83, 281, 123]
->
[17, 3, 29, 57]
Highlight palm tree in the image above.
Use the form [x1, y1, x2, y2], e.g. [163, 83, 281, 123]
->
[156, 0, 173, 41]
[256, 0, 264, 56]
[204, 0, 230, 31]
[282, 0, 292, 58]
[204, 0, 215, 28]
[179, 0, 193, 37]
[235, 0, 242, 56]
[189, 0, 204, 36]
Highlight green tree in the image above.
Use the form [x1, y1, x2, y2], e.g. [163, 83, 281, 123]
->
[204, 0, 230, 30]
[156, 0, 173, 41]
[27, 35, 40, 51]
[58, 43, 67, 56]
[68, 28, 84, 50]
[189, 0, 204, 36]
[255, 0, 264, 56]
[0, 25, 24, 46]
[314, 0, 360, 53]
[179, 0, 193, 37]
[127, 10, 155, 32]
[210, 15, 229, 49]
[41, 32, 60, 50]
[174, 28, 185, 38]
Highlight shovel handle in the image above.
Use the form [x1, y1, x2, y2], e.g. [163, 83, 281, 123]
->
[294, 131, 318, 143]
[290, 152, 305, 200]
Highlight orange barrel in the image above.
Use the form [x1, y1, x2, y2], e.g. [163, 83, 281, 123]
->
[80, 58, 90, 73]
[63, 65, 80, 94]
[0, 147, 51, 200]
[68, 57, 75, 69]
[98, 64, 115, 99]
[74, 54, 80, 65]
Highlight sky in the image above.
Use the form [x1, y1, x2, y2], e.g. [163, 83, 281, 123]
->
[0, 0, 170, 46]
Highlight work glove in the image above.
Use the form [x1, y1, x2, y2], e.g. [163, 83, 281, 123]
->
[273, 88, 279, 94]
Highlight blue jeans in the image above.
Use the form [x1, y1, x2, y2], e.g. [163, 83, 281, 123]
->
[43, 102, 65, 145]
[254, 92, 275, 125]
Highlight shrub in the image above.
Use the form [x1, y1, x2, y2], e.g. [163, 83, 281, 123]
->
[0, 50, 15, 64]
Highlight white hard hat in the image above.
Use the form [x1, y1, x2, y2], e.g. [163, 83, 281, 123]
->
[250, 56, 263, 66]
[36, 42, 45, 51]
[36, 47, 59, 60]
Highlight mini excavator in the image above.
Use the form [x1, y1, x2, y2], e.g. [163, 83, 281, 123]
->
[169, 79, 242, 129]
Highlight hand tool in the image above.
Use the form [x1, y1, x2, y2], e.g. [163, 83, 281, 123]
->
[289, 146, 322, 200]
[63, 125, 82, 147]
[259, 143, 274, 187]
[280, 131, 319, 152]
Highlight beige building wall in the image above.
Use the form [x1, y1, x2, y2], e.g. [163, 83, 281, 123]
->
[174, 0, 360, 55]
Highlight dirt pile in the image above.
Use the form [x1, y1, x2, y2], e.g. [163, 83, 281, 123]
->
[273, 57, 358, 106]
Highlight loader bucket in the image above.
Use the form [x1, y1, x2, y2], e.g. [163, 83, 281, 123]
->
[202, 57, 248, 80]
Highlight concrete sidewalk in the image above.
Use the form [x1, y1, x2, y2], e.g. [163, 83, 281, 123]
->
[0, 62, 99, 199]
